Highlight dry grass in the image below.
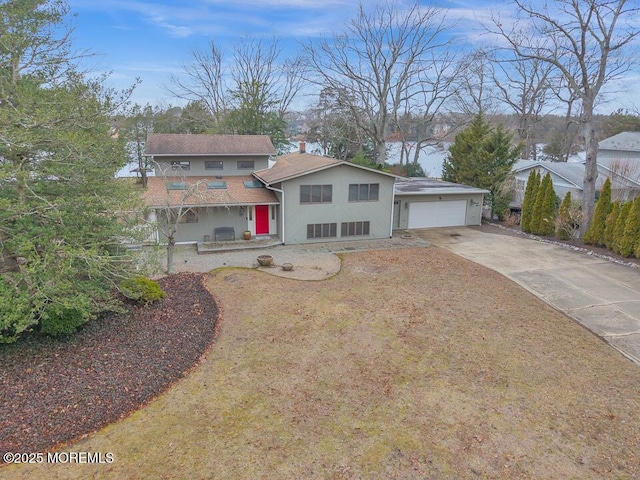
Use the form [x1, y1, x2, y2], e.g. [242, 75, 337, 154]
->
[3, 247, 639, 479]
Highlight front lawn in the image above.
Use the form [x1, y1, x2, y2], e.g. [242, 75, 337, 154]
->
[2, 247, 639, 479]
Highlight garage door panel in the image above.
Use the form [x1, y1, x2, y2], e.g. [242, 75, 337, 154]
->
[408, 200, 467, 228]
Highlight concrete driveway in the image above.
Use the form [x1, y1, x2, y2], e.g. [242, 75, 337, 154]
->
[412, 227, 640, 366]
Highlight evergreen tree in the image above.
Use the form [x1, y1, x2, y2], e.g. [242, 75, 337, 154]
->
[611, 201, 632, 255]
[443, 114, 521, 218]
[556, 191, 573, 240]
[583, 177, 612, 246]
[520, 170, 539, 233]
[619, 196, 640, 257]
[603, 201, 621, 249]
[538, 173, 557, 236]
[0, 1, 142, 342]
[530, 172, 551, 234]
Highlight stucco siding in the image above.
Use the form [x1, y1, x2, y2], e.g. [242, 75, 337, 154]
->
[281, 165, 395, 244]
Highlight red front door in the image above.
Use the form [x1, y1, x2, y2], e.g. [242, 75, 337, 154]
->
[255, 205, 269, 235]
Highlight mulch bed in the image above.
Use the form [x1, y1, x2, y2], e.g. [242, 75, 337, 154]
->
[0, 273, 219, 458]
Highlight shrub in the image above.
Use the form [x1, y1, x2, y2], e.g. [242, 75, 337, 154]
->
[555, 192, 574, 240]
[39, 300, 92, 337]
[502, 209, 520, 227]
[120, 276, 167, 304]
[0, 278, 37, 343]
[538, 174, 557, 236]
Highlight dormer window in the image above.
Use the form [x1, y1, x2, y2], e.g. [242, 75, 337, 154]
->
[207, 181, 227, 189]
[243, 180, 264, 188]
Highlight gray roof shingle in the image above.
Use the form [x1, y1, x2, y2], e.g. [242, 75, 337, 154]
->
[598, 132, 640, 152]
[145, 134, 275, 156]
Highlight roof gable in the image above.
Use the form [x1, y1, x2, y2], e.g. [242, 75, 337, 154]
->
[253, 152, 401, 184]
[513, 160, 584, 187]
[145, 134, 275, 156]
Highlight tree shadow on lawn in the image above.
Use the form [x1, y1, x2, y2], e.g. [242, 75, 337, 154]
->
[0, 273, 218, 457]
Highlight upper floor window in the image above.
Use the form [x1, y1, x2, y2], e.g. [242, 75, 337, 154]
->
[205, 160, 223, 170]
[349, 183, 379, 202]
[238, 160, 255, 170]
[300, 185, 332, 204]
[171, 161, 190, 171]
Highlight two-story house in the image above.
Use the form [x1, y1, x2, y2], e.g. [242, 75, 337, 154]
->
[143, 133, 278, 243]
[143, 134, 487, 245]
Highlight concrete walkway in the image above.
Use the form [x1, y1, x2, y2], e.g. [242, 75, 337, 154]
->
[412, 227, 640, 365]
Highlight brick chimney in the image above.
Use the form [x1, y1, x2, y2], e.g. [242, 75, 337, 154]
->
[299, 140, 306, 153]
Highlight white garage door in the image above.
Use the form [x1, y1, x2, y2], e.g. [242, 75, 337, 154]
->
[408, 200, 467, 228]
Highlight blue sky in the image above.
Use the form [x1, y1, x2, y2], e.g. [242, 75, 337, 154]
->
[66, 0, 640, 113]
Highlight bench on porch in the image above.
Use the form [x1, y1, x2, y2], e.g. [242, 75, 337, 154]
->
[213, 226, 235, 241]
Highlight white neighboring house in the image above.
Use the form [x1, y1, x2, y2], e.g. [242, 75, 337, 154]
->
[512, 132, 640, 207]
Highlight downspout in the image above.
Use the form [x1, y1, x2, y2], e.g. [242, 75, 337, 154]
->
[390, 180, 397, 237]
[264, 183, 285, 244]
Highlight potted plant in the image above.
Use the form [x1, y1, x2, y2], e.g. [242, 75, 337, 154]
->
[243, 230, 251, 240]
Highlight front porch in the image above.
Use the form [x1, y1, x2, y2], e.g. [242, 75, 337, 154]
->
[196, 235, 282, 254]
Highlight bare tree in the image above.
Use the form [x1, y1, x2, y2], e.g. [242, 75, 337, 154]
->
[167, 37, 305, 144]
[490, 0, 640, 235]
[166, 41, 228, 124]
[452, 49, 500, 118]
[490, 54, 554, 160]
[304, 1, 454, 165]
[393, 47, 460, 167]
[149, 164, 226, 274]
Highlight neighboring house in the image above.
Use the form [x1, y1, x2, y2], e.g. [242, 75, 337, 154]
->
[512, 160, 586, 207]
[595, 132, 640, 201]
[512, 133, 640, 207]
[143, 133, 488, 245]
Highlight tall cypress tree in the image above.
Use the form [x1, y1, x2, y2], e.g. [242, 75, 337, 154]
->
[612, 201, 632, 255]
[520, 170, 539, 233]
[531, 172, 551, 235]
[583, 177, 612, 246]
[539, 173, 557, 236]
[619, 196, 640, 257]
[603, 201, 621, 250]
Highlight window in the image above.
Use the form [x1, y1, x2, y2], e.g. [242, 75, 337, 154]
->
[516, 179, 526, 192]
[238, 160, 255, 170]
[349, 183, 379, 202]
[207, 181, 227, 189]
[178, 209, 198, 223]
[300, 185, 332, 204]
[205, 160, 223, 170]
[243, 180, 264, 188]
[341, 221, 370, 237]
[168, 182, 188, 190]
[171, 161, 190, 171]
[307, 223, 337, 239]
